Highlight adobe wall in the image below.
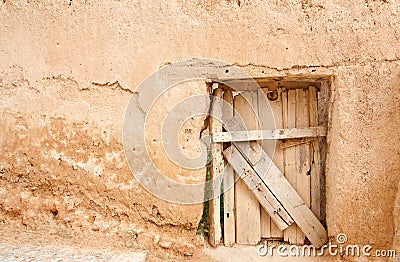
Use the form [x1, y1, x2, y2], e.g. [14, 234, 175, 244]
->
[0, 0, 399, 256]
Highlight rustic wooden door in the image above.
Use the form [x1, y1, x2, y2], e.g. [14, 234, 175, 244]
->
[208, 82, 327, 247]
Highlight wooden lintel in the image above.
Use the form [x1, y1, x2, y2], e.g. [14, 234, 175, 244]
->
[210, 76, 330, 92]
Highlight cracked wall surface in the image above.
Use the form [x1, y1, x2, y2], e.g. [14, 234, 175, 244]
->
[0, 0, 400, 256]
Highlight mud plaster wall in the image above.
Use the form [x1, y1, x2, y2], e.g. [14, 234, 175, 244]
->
[0, 0, 400, 253]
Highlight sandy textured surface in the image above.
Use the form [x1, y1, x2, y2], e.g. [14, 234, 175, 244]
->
[0, 0, 399, 260]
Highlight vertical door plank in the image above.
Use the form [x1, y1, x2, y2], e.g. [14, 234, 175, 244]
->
[260, 209, 271, 239]
[297, 88, 311, 207]
[222, 90, 235, 246]
[294, 88, 311, 244]
[309, 86, 321, 219]
[283, 89, 298, 244]
[258, 89, 273, 239]
[259, 89, 284, 239]
[209, 87, 223, 246]
[234, 92, 261, 244]
[269, 90, 285, 239]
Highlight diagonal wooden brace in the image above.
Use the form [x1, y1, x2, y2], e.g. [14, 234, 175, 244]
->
[223, 144, 328, 248]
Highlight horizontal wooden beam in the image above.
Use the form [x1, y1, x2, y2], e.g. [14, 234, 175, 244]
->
[212, 126, 326, 143]
[209, 76, 331, 91]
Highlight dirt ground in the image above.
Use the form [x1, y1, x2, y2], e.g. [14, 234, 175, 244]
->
[0, 222, 342, 261]
[0, 221, 212, 261]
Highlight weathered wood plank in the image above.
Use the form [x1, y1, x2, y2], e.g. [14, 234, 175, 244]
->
[222, 90, 235, 246]
[282, 89, 288, 132]
[299, 88, 311, 208]
[212, 77, 326, 91]
[265, 89, 284, 239]
[280, 90, 290, 240]
[212, 126, 326, 142]
[248, 143, 328, 248]
[309, 86, 321, 219]
[283, 89, 298, 243]
[208, 86, 223, 246]
[293, 88, 310, 244]
[258, 89, 274, 239]
[260, 209, 272, 239]
[223, 146, 293, 231]
[222, 116, 262, 166]
[233, 92, 261, 245]
[280, 90, 291, 242]
[279, 137, 316, 149]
